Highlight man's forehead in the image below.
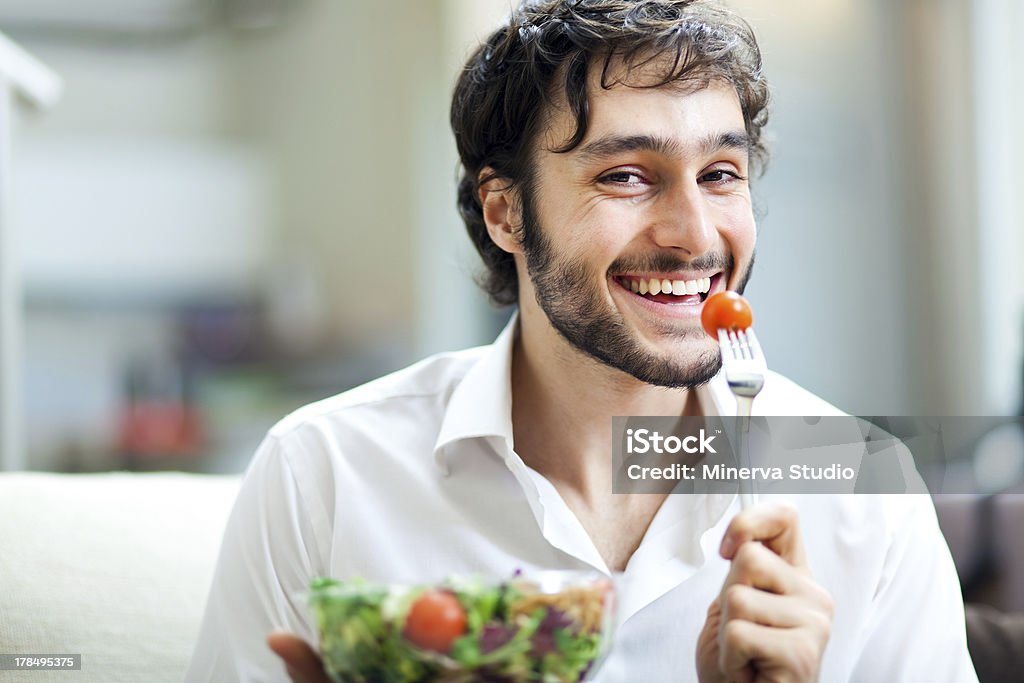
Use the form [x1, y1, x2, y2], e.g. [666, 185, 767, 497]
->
[537, 68, 747, 159]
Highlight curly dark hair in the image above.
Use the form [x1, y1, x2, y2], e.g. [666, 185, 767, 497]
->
[450, 0, 770, 307]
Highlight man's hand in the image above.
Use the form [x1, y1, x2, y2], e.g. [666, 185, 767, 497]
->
[267, 631, 331, 683]
[696, 503, 834, 683]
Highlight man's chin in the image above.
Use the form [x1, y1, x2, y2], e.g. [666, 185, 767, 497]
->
[605, 347, 723, 390]
[633, 329, 719, 359]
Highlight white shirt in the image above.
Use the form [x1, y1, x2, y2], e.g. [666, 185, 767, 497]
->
[187, 316, 979, 682]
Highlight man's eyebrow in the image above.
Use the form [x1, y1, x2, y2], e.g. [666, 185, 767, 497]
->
[698, 130, 751, 158]
[573, 130, 751, 164]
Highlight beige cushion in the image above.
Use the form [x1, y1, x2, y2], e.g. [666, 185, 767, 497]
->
[0, 472, 240, 682]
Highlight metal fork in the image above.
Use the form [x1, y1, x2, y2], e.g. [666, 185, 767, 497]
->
[718, 327, 767, 509]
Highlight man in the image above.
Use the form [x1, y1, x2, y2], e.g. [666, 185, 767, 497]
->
[187, 1, 978, 681]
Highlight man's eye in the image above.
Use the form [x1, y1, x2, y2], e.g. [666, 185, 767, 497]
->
[600, 171, 646, 185]
[700, 170, 745, 184]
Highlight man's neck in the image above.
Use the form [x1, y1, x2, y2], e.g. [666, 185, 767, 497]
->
[510, 309, 703, 500]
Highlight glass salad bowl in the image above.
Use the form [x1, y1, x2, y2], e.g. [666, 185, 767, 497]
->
[308, 570, 617, 683]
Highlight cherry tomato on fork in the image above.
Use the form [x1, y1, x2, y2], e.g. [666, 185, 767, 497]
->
[701, 291, 753, 339]
[403, 589, 467, 653]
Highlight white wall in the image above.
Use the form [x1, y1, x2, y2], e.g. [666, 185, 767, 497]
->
[728, 0, 1009, 416]
[16, 136, 273, 297]
[412, 0, 515, 357]
[224, 1, 434, 355]
[726, 0, 910, 414]
[16, 34, 232, 138]
[973, 0, 1024, 415]
[13, 32, 272, 298]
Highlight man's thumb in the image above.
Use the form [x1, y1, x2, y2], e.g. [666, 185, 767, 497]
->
[267, 631, 328, 683]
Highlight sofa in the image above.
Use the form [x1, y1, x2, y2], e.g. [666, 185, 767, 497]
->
[0, 472, 240, 682]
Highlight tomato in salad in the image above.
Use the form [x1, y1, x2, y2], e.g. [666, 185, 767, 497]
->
[403, 589, 467, 654]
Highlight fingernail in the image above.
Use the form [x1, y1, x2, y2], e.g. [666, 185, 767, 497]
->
[720, 535, 735, 557]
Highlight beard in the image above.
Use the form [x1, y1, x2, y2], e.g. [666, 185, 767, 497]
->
[518, 185, 754, 389]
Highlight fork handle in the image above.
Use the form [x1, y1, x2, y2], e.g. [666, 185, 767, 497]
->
[735, 396, 753, 433]
[735, 396, 756, 509]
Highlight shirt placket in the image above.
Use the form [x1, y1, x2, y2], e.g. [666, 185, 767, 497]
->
[489, 436, 612, 574]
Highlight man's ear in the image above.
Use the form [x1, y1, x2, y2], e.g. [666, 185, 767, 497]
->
[478, 168, 524, 255]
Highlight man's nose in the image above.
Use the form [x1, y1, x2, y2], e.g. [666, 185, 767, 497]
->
[649, 180, 715, 255]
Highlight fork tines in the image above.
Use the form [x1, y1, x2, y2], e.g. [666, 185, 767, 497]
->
[719, 327, 760, 362]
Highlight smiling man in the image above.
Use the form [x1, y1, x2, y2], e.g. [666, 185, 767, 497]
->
[187, 2, 978, 682]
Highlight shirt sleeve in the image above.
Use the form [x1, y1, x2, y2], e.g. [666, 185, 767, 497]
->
[849, 494, 979, 683]
[185, 434, 328, 683]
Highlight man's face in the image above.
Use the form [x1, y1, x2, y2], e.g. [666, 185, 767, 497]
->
[516, 67, 756, 388]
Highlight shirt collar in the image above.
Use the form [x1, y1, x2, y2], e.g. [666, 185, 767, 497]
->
[432, 312, 519, 473]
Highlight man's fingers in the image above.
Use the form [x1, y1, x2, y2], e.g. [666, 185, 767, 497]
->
[719, 620, 821, 681]
[719, 584, 814, 629]
[719, 619, 781, 676]
[723, 540, 795, 594]
[266, 631, 330, 683]
[719, 502, 807, 566]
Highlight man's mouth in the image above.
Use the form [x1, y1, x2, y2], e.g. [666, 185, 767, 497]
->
[613, 273, 720, 305]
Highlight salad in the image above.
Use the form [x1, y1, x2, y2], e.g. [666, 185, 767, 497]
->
[308, 571, 615, 683]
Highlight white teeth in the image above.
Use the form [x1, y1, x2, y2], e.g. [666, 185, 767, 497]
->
[628, 275, 715, 297]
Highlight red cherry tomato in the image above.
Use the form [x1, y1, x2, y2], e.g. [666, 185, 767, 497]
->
[701, 291, 753, 339]
[403, 589, 467, 653]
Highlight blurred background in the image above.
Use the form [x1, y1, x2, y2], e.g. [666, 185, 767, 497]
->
[0, 0, 1021, 473]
